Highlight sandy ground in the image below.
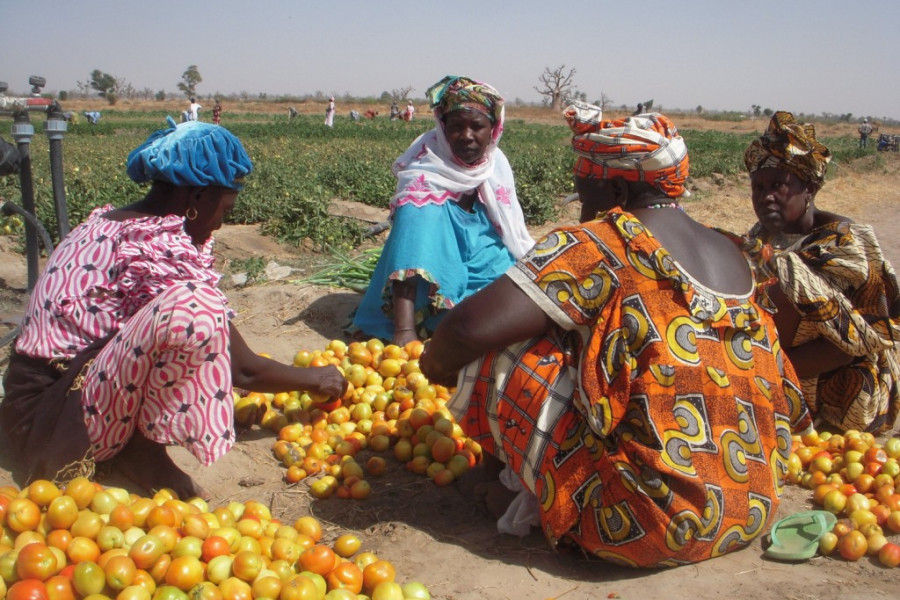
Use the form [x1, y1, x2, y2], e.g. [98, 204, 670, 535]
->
[1, 120, 899, 599]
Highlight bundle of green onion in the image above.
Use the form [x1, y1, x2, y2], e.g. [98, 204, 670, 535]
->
[291, 247, 382, 293]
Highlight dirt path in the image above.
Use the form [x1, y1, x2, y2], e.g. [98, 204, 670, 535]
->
[1, 157, 899, 599]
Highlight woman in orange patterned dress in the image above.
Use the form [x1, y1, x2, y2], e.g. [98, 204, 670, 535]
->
[420, 102, 812, 567]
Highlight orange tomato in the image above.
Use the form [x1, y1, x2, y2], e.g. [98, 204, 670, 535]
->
[6, 498, 42, 533]
[838, 530, 868, 561]
[163, 555, 204, 591]
[61, 478, 96, 510]
[106, 504, 135, 532]
[230, 551, 263, 582]
[361, 560, 395, 595]
[297, 545, 336, 576]
[43, 496, 78, 532]
[27, 481, 61, 508]
[45, 530, 72, 553]
[293, 517, 322, 543]
[44, 575, 76, 600]
[326, 561, 363, 594]
[251, 575, 282, 600]
[104, 555, 137, 591]
[128, 534, 166, 570]
[66, 536, 101, 564]
[278, 575, 319, 600]
[218, 577, 253, 600]
[147, 553, 172, 585]
[145, 506, 178, 530]
[69, 511, 103, 540]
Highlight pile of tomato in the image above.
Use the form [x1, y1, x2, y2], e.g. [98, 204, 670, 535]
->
[0, 480, 431, 600]
[233, 339, 482, 500]
[788, 429, 900, 566]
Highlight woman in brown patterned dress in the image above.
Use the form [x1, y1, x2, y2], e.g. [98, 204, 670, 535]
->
[744, 111, 900, 434]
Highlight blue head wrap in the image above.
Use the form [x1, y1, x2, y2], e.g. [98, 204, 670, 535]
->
[127, 117, 252, 190]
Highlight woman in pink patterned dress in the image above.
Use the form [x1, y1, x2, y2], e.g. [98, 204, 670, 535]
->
[1, 118, 345, 499]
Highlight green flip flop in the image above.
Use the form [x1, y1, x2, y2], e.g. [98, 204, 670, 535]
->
[764, 510, 837, 561]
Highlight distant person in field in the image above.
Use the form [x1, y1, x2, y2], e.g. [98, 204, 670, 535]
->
[403, 99, 415, 121]
[0, 118, 346, 499]
[364, 109, 378, 119]
[350, 75, 533, 346]
[349, 109, 361, 121]
[83, 111, 101, 125]
[212, 99, 223, 125]
[744, 111, 900, 433]
[325, 96, 336, 127]
[858, 118, 874, 149]
[288, 106, 299, 120]
[188, 97, 202, 121]
[390, 101, 400, 120]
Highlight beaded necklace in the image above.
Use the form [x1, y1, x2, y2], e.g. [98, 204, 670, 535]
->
[637, 202, 682, 210]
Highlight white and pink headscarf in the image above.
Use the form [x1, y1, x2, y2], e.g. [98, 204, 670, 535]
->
[388, 76, 534, 259]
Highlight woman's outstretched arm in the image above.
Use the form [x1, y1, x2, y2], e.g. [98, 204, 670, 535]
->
[229, 323, 346, 397]
[420, 275, 553, 386]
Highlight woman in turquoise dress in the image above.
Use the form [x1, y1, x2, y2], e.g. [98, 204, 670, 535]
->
[351, 76, 534, 345]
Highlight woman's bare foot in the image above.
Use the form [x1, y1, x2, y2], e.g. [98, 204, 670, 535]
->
[107, 431, 210, 500]
[456, 452, 516, 519]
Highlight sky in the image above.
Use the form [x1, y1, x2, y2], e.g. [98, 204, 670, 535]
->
[2, 0, 898, 120]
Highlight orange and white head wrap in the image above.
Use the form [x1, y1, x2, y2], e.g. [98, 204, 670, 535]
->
[564, 101, 690, 198]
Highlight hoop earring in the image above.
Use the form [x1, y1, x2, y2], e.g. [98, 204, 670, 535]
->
[804, 197, 811, 213]
[185, 206, 198, 221]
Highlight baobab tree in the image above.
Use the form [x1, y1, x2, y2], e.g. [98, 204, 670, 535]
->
[535, 65, 577, 111]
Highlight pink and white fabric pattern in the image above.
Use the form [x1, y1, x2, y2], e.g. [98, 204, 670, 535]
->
[82, 281, 234, 465]
[15, 205, 235, 464]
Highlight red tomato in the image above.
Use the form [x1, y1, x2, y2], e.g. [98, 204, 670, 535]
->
[865, 447, 889, 465]
[200, 536, 230, 563]
[16, 543, 59, 581]
[297, 545, 336, 576]
[43, 575, 76, 600]
[878, 542, 900, 567]
[8, 579, 50, 600]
